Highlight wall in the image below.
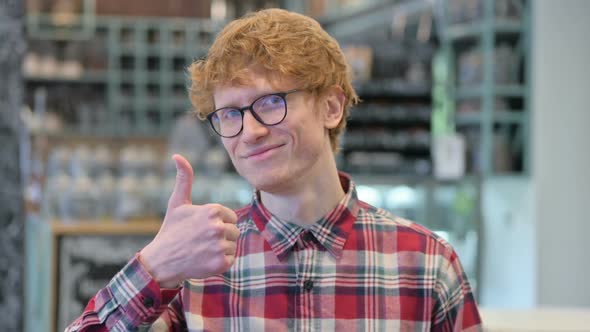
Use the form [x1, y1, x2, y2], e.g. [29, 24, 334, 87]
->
[532, 0, 590, 307]
[0, 1, 26, 330]
[480, 177, 535, 308]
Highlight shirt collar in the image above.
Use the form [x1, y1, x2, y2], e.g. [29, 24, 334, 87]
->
[250, 172, 360, 261]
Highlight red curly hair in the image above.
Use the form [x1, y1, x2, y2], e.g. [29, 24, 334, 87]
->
[188, 8, 359, 152]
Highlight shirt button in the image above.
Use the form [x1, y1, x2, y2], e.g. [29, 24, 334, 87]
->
[142, 296, 154, 308]
[303, 279, 314, 292]
[302, 232, 314, 242]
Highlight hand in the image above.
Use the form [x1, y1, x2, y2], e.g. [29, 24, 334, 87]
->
[139, 154, 239, 288]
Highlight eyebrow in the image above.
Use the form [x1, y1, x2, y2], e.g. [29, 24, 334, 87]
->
[215, 90, 279, 110]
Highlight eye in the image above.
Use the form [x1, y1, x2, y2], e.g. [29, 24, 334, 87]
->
[219, 108, 241, 120]
[265, 95, 283, 105]
[256, 94, 285, 112]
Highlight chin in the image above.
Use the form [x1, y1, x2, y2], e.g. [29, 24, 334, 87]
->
[238, 166, 290, 193]
[243, 173, 283, 192]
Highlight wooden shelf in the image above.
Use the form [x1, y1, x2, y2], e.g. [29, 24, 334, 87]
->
[25, 71, 108, 84]
[49, 219, 161, 235]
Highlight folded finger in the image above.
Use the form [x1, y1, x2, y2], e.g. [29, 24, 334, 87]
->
[224, 241, 237, 255]
[225, 224, 240, 241]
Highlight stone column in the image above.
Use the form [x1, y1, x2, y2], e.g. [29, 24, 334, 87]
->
[0, 0, 26, 330]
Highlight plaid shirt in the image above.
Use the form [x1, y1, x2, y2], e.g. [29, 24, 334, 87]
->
[66, 173, 481, 331]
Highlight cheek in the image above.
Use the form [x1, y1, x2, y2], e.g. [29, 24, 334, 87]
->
[220, 138, 235, 157]
[300, 117, 324, 138]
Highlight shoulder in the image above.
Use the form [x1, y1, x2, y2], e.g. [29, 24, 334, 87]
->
[356, 200, 456, 257]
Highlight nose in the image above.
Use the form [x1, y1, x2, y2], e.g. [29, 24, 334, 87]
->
[241, 110, 269, 142]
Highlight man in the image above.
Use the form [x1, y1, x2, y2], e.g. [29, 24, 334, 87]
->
[67, 8, 481, 331]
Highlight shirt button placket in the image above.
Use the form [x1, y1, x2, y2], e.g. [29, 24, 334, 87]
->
[303, 279, 314, 292]
[303, 231, 314, 243]
[142, 296, 154, 308]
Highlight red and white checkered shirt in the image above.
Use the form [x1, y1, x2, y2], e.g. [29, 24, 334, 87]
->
[66, 173, 482, 331]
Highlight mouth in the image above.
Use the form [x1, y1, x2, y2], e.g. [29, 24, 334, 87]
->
[242, 144, 285, 159]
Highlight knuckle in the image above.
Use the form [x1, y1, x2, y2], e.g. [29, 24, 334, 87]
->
[209, 222, 225, 238]
[206, 204, 222, 218]
[218, 240, 230, 253]
[227, 242, 237, 254]
[211, 203, 224, 210]
[230, 210, 238, 220]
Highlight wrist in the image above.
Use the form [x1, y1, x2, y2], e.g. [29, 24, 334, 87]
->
[138, 246, 180, 289]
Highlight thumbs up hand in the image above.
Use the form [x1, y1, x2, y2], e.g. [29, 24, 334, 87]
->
[139, 154, 240, 288]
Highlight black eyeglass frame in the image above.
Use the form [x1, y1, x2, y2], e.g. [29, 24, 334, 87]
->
[206, 89, 299, 138]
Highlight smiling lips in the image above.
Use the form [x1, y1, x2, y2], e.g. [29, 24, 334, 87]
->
[242, 144, 285, 159]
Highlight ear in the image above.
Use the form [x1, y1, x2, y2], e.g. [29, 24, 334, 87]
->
[322, 86, 346, 129]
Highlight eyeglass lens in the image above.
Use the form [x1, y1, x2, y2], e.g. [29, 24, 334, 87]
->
[210, 93, 287, 137]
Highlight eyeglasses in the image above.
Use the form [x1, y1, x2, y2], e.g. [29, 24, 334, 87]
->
[207, 89, 299, 138]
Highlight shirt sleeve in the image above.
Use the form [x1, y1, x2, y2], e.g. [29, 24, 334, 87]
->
[64, 253, 186, 332]
[431, 247, 483, 332]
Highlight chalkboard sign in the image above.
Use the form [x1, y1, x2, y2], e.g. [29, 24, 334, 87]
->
[57, 235, 153, 331]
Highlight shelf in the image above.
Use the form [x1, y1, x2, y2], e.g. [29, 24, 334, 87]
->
[50, 219, 161, 235]
[25, 71, 108, 84]
[26, 13, 95, 41]
[142, 96, 162, 106]
[446, 20, 522, 41]
[494, 110, 525, 123]
[446, 22, 482, 40]
[32, 128, 170, 139]
[174, 75, 190, 85]
[456, 84, 525, 99]
[115, 95, 189, 107]
[495, 85, 526, 97]
[495, 20, 523, 34]
[354, 79, 431, 98]
[118, 71, 163, 84]
[343, 145, 430, 156]
[118, 46, 138, 55]
[455, 112, 481, 126]
[320, 0, 424, 40]
[351, 173, 480, 186]
[348, 107, 431, 125]
[171, 98, 192, 109]
[456, 111, 525, 126]
[118, 46, 199, 57]
[348, 118, 431, 126]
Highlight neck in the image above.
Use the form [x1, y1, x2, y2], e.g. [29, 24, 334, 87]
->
[259, 159, 345, 227]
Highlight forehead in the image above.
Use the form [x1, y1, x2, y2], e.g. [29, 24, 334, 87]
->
[212, 67, 298, 107]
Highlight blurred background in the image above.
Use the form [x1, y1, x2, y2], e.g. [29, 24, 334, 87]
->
[0, 0, 588, 331]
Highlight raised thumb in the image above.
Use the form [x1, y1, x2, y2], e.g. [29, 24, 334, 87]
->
[167, 154, 194, 210]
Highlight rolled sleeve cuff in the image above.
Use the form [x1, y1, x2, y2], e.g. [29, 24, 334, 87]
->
[93, 253, 181, 329]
